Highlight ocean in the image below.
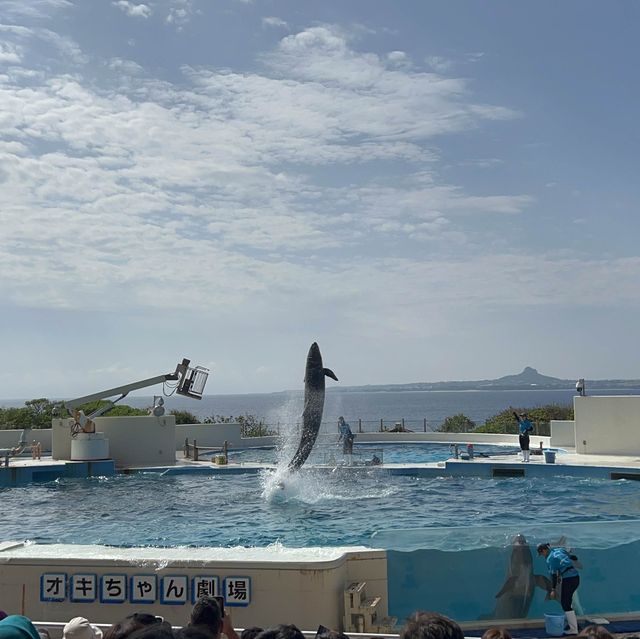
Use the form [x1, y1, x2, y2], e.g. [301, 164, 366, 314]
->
[2, 387, 632, 432]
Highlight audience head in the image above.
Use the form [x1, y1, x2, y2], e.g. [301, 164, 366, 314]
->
[127, 622, 174, 639]
[189, 597, 223, 639]
[0, 616, 40, 639]
[578, 627, 614, 639]
[241, 628, 263, 639]
[482, 629, 512, 639]
[401, 612, 464, 639]
[175, 629, 212, 639]
[104, 614, 164, 639]
[64, 618, 103, 639]
[0, 614, 7, 623]
[255, 625, 305, 639]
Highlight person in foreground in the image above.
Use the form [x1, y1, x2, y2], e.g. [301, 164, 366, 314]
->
[481, 629, 511, 639]
[0, 616, 40, 639]
[188, 596, 239, 639]
[537, 542, 580, 635]
[577, 626, 613, 639]
[400, 611, 464, 639]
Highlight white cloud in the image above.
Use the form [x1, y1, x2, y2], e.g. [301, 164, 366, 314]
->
[0, 41, 22, 63]
[0, 0, 72, 19]
[112, 1, 152, 18]
[165, 0, 196, 27]
[387, 50, 409, 66]
[425, 55, 453, 73]
[262, 16, 288, 29]
[0, 22, 544, 331]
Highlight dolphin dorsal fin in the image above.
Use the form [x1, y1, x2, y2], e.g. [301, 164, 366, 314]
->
[323, 368, 338, 382]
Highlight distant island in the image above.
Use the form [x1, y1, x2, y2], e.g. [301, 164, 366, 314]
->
[330, 367, 640, 393]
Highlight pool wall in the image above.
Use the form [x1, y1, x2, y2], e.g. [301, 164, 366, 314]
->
[0, 543, 388, 632]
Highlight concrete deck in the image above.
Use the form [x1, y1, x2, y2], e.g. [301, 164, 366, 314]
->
[5, 444, 640, 486]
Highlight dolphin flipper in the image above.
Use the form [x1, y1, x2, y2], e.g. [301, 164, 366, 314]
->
[535, 574, 553, 599]
[495, 576, 517, 599]
[324, 368, 338, 381]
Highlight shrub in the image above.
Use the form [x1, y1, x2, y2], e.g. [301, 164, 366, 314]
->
[439, 413, 476, 433]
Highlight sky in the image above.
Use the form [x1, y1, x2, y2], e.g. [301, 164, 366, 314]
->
[1, 0, 639, 399]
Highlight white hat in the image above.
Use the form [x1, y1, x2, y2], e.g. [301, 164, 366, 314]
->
[63, 618, 103, 639]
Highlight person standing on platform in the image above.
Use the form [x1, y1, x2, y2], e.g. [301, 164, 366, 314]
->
[537, 542, 581, 635]
[514, 411, 534, 462]
[337, 416, 355, 455]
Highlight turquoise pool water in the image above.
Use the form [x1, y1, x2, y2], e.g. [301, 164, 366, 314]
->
[225, 441, 513, 464]
[3, 442, 640, 623]
[2, 453, 640, 547]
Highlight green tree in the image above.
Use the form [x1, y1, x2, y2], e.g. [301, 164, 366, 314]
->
[170, 410, 201, 424]
[74, 400, 148, 418]
[475, 404, 574, 435]
[203, 413, 273, 437]
[439, 413, 476, 433]
[0, 398, 58, 430]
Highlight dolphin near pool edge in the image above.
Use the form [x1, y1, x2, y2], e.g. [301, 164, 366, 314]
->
[480, 534, 552, 620]
[287, 342, 338, 471]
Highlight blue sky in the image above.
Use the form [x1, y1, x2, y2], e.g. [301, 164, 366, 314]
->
[1, 0, 639, 398]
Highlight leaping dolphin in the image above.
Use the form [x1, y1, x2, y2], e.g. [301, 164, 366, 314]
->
[288, 342, 338, 471]
[481, 534, 552, 620]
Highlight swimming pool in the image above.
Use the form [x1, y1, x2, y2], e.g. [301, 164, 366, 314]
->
[224, 440, 513, 465]
[3, 456, 640, 548]
[4, 440, 640, 625]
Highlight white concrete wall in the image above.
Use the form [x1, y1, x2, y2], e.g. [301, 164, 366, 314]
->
[0, 542, 387, 632]
[95, 415, 176, 467]
[176, 422, 243, 449]
[550, 420, 575, 448]
[355, 432, 544, 447]
[0, 428, 51, 451]
[51, 419, 71, 461]
[574, 395, 640, 455]
[53, 416, 176, 467]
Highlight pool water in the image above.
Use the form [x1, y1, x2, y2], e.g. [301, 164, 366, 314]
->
[225, 441, 512, 465]
[3, 456, 640, 548]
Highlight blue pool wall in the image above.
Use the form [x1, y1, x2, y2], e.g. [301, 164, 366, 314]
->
[0, 460, 115, 486]
[387, 540, 640, 623]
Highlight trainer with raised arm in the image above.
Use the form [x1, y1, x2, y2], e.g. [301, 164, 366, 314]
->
[513, 411, 534, 462]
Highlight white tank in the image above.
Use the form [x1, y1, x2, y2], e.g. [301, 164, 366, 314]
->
[70, 432, 110, 460]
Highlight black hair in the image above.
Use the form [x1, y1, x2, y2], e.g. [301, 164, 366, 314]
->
[127, 622, 175, 639]
[401, 611, 464, 639]
[255, 625, 305, 639]
[104, 616, 163, 639]
[175, 628, 215, 639]
[241, 628, 264, 639]
[189, 597, 223, 636]
[578, 627, 614, 639]
[482, 629, 512, 639]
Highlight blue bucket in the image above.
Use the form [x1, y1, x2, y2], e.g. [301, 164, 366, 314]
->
[545, 612, 565, 636]
[544, 450, 557, 464]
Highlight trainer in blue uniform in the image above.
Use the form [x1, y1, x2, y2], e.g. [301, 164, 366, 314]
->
[537, 543, 580, 635]
[513, 412, 534, 462]
[338, 416, 355, 455]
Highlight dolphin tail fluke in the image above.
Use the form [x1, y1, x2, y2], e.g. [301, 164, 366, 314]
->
[324, 368, 338, 381]
[494, 576, 517, 599]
